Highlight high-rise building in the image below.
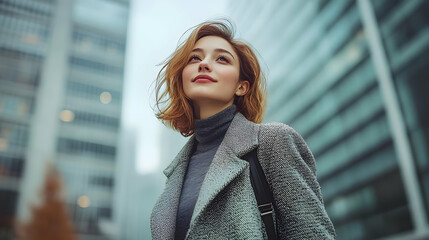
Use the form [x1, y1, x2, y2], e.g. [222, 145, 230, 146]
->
[0, 0, 129, 239]
[0, 1, 55, 238]
[228, 0, 429, 239]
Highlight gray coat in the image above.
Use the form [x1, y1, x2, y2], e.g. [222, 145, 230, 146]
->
[151, 112, 336, 239]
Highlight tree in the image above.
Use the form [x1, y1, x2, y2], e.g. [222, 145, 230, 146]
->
[16, 164, 77, 240]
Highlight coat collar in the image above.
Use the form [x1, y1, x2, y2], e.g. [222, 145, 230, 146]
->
[163, 112, 259, 177]
[163, 135, 196, 178]
[189, 112, 260, 233]
[156, 112, 260, 239]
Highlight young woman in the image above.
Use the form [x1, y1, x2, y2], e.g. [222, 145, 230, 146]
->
[151, 20, 336, 239]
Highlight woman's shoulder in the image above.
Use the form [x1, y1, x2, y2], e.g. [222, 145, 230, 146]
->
[259, 121, 301, 139]
[258, 121, 316, 173]
[258, 121, 310, 151]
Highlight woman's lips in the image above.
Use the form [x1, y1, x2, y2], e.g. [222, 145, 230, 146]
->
[193, 75, 217, 83]
[194, 79, 215, 83]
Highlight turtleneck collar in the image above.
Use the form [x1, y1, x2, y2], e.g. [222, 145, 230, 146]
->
[193, 104, 237, 150]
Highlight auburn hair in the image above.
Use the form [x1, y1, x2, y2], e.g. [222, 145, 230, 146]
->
[154, 20, 267, 137]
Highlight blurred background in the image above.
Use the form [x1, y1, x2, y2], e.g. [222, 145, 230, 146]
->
[0, 0, 428, 239]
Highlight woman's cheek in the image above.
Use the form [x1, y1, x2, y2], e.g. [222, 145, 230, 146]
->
[182, 66, 191, 83]
[181, 67, 192, 96]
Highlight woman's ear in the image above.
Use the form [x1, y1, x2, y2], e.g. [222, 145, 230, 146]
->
[235, 80, 250, 96]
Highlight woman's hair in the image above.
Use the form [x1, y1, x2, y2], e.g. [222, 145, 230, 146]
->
[154, 20, 267, 137]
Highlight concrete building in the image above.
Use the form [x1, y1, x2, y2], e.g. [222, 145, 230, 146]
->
[228, 0, 429, 239]
[0, 0, 129, 239]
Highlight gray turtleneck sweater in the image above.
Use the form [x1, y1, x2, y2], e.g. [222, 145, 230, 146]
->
[175, 104, 237, 240]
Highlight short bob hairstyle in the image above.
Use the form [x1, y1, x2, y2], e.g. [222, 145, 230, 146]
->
[154, 20, 267, 137]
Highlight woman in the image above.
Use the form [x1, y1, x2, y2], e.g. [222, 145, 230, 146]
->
[151, 20, 335, 239]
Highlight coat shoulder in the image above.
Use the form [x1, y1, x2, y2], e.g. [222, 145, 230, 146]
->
[258, 122, 336, 239]
[258, 121, 316, 174]
[259, 122, 303, 143]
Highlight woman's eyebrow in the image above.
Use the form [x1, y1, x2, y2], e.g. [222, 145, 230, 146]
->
[191, 48, 235, 60]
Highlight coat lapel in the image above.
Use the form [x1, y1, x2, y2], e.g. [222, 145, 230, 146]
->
[151, 136, 196, 240]
[188, 112, 260, 233]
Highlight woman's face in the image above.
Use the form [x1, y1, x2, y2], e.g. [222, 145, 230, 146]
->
[182, 36, 247, 107]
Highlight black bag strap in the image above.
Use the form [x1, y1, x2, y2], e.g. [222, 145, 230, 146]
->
[243, 148, 277, 240]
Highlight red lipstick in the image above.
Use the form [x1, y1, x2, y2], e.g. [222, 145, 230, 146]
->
[193, 75, 217, 83]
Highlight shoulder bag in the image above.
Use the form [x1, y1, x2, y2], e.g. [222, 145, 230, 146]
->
[243, 148, 278, 240]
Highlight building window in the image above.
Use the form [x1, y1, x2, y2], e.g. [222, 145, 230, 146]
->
[0, 47, 42, 87]
[61, 109, 119, 129]
[69, 56, 123, 77]
[57, 138, 116, 160]
[66, 81, 121, 104]
[0, 155, 25, 178]
[0, 94, 33, 117]
[89, 175, 114, 189]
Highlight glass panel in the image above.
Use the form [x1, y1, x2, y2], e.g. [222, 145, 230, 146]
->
[372, 0, 429, 220]
[229, 0, 414, 238]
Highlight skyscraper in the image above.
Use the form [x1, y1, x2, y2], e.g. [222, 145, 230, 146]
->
[0, 0, 129, 239]
[228, 0, 429, 239]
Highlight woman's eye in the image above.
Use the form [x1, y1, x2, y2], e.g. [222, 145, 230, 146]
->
[189, 56, 200, 62]
[218, 56, 229, 63]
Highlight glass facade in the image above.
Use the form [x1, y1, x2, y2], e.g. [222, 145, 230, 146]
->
[56, 0, 128, 237]
[373, 0, 429, 225]
[229, 0, 429, 239]
[0, 0, 129, 239]
[0, 0, 54, 238]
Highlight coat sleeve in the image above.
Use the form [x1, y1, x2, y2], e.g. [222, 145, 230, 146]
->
[259, 123, 336, 239]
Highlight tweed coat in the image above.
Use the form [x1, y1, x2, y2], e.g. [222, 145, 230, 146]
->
[151, 112, 336, 239]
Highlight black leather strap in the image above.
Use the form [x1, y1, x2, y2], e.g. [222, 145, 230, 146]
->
[243, 149, 277, 240]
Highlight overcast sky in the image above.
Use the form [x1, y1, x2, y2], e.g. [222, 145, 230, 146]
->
[123, 0, 230, 174]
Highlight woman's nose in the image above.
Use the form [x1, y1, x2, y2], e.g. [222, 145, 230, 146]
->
[198, 60, 211, 72]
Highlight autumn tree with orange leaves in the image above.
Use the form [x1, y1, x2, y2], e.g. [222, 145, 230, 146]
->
[15, 164, 77, 240]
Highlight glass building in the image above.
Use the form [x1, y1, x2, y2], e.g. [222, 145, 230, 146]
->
[0, 0, 129, 239]
[228, 0, 429, 239]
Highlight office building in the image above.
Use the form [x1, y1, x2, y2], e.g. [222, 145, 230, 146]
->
[0, 0, 129, 239]
[228, 0, 429, 239]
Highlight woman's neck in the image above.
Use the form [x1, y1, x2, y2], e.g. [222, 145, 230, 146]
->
[193, 104, 236, 147]
[193, 100, 234, 119]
